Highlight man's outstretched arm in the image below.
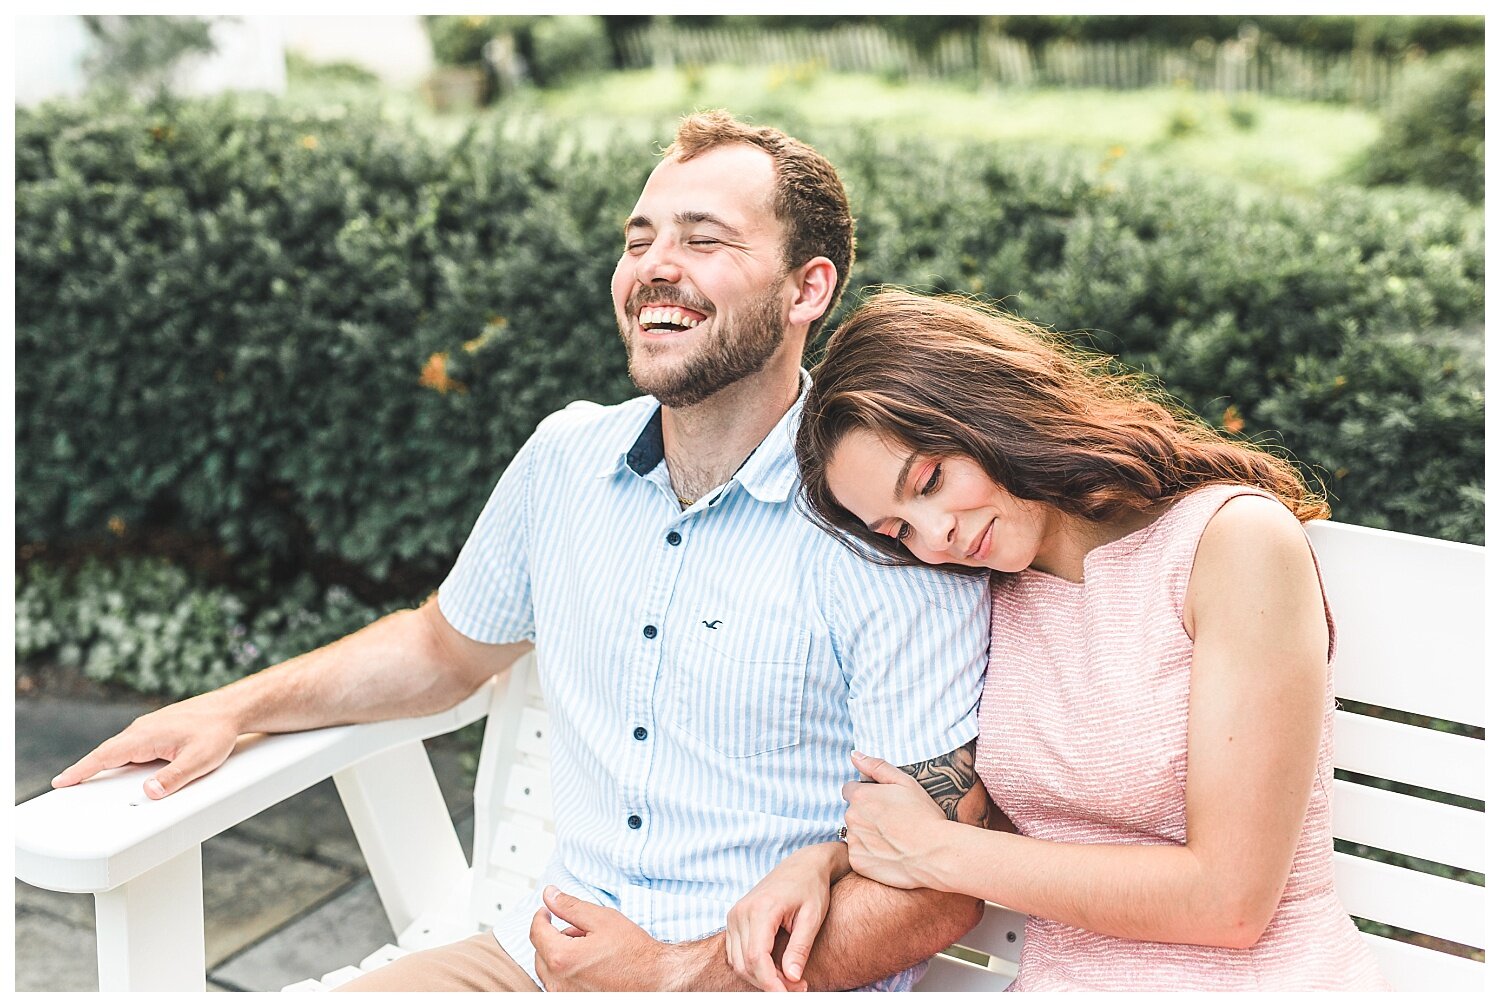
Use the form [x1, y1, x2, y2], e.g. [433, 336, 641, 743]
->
[532, 740, 987, 992]
[51, 596, 531, 799]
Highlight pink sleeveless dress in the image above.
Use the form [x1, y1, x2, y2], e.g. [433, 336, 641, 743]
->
[976, 485, 1390, 991]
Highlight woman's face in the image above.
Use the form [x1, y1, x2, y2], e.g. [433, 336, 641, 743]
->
[825, 428, 1052, 573]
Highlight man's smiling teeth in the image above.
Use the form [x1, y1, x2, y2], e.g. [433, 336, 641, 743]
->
[638, 306, 704, 332]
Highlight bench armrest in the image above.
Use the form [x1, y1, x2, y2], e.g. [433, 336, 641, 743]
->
[14, 683, 494, 895]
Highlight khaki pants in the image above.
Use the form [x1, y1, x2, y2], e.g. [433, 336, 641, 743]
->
[333, 932, 541, 992]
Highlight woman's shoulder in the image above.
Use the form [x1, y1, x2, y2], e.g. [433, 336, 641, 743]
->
[1183, 491, 1321, 640]
[1143, 485, 1295, 556]
[1106, 484, 1290, 570]
[1195, 491, 1308, 563]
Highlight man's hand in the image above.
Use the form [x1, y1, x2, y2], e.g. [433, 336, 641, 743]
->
[530, 885, 688, 991]
[50, 694, 241, 800]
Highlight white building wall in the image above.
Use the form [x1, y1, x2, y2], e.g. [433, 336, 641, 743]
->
[14, 15, 92, 106]
[279, 15, 432, 85]
[174, 17, 288, 97]
[14, 15, 291, 107]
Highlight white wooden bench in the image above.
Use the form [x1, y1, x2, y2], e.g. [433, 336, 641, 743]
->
[13, 521, 1485, 991]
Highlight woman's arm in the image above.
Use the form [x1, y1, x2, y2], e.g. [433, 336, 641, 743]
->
[846, 496, 1329, 949]
[724, 841, 850, 990]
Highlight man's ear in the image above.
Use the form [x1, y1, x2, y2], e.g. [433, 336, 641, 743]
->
[787, 257, 838, 330]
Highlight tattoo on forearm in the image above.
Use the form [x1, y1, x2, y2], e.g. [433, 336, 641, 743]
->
[900, 739, 978, 822]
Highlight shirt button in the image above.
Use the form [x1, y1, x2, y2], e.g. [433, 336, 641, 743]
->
[633, 726, 648, 741]
[666, 531, 681, 546]
[643, 625, 658, 639]
[627, 814, 643, 830]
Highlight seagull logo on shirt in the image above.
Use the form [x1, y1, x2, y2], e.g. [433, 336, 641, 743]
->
[702, 620, 723, 629]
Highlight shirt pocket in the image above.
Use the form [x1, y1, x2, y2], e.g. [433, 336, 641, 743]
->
[673, 614, 811, 758]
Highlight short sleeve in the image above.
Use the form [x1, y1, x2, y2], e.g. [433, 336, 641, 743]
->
[825, 547, 990, 767]
[437, 430, 543, 645]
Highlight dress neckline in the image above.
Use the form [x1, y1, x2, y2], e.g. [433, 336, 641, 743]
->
[1014, 487, 1231, 589]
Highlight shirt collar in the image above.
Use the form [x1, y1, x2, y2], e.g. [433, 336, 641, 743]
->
[596, 373, 808, 505]
[625, 407, 666, 476]
[733, 376, 805, 504]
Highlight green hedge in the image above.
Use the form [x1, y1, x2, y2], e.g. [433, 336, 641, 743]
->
[15, 97, 1484, 604]
[17, 99, 645, 587]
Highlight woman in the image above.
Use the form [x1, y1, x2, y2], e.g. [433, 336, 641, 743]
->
[725, 291, 1389, 991]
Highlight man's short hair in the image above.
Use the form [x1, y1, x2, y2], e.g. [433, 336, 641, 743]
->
[665, 110, 855, 338]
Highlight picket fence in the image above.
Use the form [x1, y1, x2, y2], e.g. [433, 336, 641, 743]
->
[619, 24, 1404, 105]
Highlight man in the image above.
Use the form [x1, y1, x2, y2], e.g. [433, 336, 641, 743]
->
[53, 111, 991, 992]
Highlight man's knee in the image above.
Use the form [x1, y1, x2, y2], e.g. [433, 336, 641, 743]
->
[333, 932, 541, 992]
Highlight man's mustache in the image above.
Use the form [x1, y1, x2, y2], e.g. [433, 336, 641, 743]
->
[625, 285, 714, 316]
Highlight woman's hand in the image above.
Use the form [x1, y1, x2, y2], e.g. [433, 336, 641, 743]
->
[842, 751, 951, 890]
[725, 841, 848, 991]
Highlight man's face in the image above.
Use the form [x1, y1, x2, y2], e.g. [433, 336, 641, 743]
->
[612, 144, 796, 408]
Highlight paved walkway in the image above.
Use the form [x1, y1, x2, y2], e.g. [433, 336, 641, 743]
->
[14, 686, 475, 992]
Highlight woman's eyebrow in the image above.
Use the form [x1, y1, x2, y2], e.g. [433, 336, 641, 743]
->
[862, 453, 922, 530]
[894, 452, 919, 501]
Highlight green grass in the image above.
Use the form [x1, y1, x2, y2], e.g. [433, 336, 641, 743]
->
[277, 61, 1381, 198]
[540, 66, 1378, 192]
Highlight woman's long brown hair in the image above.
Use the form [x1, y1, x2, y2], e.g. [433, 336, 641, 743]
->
[797, 290, 1329, 567]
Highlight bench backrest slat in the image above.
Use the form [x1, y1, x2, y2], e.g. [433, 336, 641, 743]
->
[1331, 710, 1483, 800]
[1332, 852, 1485, 948]
[1330, 779, 1484, 873]
[1306, 522, 1484, 726]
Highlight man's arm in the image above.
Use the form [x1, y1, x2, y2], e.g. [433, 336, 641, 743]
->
[52, 596, 531, 799]
[533, 740, 986, 992]
[901, 741, 988, 824]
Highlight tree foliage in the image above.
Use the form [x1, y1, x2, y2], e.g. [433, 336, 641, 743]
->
[80, 15, 221, 97]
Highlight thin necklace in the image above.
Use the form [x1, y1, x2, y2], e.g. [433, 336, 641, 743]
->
[674, 445, 758, 511]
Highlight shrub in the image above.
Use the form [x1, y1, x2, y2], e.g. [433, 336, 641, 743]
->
[15, 558, 391, 698]
[1252, 334, 1483, 543]
[284, 51, 380, 87]
[14, 97, 1484, 610]
[1356, 48, 1484, 202]
[527, 16, 613, 87]
[424, 15, 504, 66]
[1225, 97, 1257, 130]
[1165, 104, 1201, 138]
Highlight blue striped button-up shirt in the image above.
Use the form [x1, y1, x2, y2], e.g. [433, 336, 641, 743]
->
[439, 382, 991, 989]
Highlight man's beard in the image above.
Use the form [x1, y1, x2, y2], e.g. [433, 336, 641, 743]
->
[617, 282, 788, 408]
